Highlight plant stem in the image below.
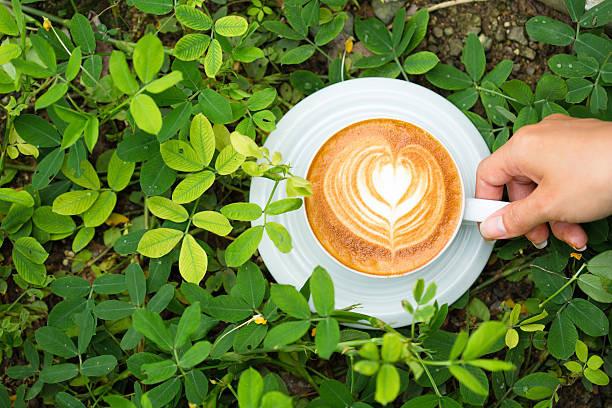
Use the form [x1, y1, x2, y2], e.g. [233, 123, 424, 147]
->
[539, 264, 586, 308]
[415, 351, 442, 397]
[0, 113, 13, 176]
[471, 255, 535, 294]
[426, 0, 487, 12]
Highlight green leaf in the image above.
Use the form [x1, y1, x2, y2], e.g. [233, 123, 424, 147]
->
[175, 302, 201, 348]
[0, 43, 21, 65]
[246, 88, 277, 111]
[253, 110, 276, 132]
[450, 365, 487, 396]
[133, 309, 173, 351]
[137, 228, 183, 258]
[469, 359, 514, 371]
[51, 276, 90, 298]
[462, 321, 506, 360]
[81, 355, 117, 377]
[65, 47, 82, 82]
[0, 188, 34, 207]
[526, 16, 575, 45]
[260, 392, 292, 408]
[134, 0, 172, 15]
[587, 250, 612, 279]
[141, 359, 177, 384]
[198, 89, 233, 124]
[462, 33, 485, 81]
[354, 17, 392, 54]
[192, 211, 232, 236]
[578, 274, 612, 303]
[184, 370, 208, 405]
[92, 274, 126, 295]
[381, 332, 403, 363]
[280, 44, 315, 65]
[83, 191, 116, 227]
[190, 113, 215, 167]
[566, 298, 609, 336]
[310, 266, 334, 316]
[233, 46, 264, 63]
[33, 206, 75, 234]
[315, 13, 347, 46]
[70, 13, 95, 54]
[265, 198, 302, 216]
[548, 54, 598, 78]
[108, 51, 140, 92]
[179, 234, 208, 284]
[56, 392, 87, 408]
[206, 295, 252, 322]
[225, 226, 263, 267]
[130, 94, 162, 135]
[505, 329, 519, 349]
[320, 379, 353, 407]
[564, 360, 583, 373]
[85, 114, 99, 151]
[61, 158, 100, 189]
[513, 372, 560, 400]
[580, 0, 612, 27]
[566, 0, 586, 22]
[72, 226, 94, 252]
[35, 326, 77, 358]
[403, 51, 439, 75]
[35, 83, 68, 110]
[147, 196, 188, 222]
[450, 331, 469, 360]
[95, 300, 137, 320]
[12, 59, 54, 78]
[575, 33, 612, 65]
[405, 8, 429, 53]
[171, 170, 215, 204]
[576, 339, 588, 362]
[265, 222, 292, 253]
[174, 33, 211, 61]
[584, 367, 610, 385]
[108, 151, 135, 192]
[230, 132, 263, 158]
[179, 341, 212, 368]
[215, 145, 246, 175]
[14, 237, 48, 264]
[125, 263, 146, 306]
[13, 249, 46, 285]
[133, 34, 164, 83]
[52, 190, 99, 216]
[145, 71, 183, 93]
[263, 320, 310, 348]
[262, 21, 304, 40]
[376, 363, 401, 404]
[270, 284, 310, 319]
[160, 140, 204, 172]
[236, 262, 266, 309]
[215, 15, 248, 36]
[587, 355, 604, 370]
[14, 114, 61, 147]
[204, 38, 222, 78]
[238, 368, 263, 408]
[40, 364, 78, 383]
[566, 78, 593, 103]
[448, 87, 479, 110]
[175, 5, 212, 30]
[548, 312, 577, 359]
[0, 4, 18, 35]
[426, 64, 472, 90]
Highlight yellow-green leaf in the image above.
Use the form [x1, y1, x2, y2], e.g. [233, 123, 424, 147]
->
[82, 191, 117, 227]
[145, 71, 183, 93]
[137, 228, 183, 258]
[173, 33, 210, 61]
[171, 170, 215, 204]
[110, 50, 138, 95]
[0, 188, 34, 207]
[179, 234, 207, 284]
[147, 196, 189, 222]
[0, 43, 20, 65]
[204, 38, 222, 78]
[190, 113, 215, 166]
[61, 159, 100, 190]
[130, 94, 162, 135]
[214, 15, 248, 37]
[230, 132, 263, 158]
[53, 190, 99, 215]
[215, 145, 245, 175]
[175, 5, 212, 30]
[160, 140, 204, 172]
[133, 34, 163, 83]
[107, 151, 135, 192]
[192, 211, 232, 236]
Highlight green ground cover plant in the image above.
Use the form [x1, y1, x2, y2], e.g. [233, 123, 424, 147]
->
[0, 0, 611, 406]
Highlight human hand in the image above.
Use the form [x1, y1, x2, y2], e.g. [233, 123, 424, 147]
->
[476, 114, 612, 250]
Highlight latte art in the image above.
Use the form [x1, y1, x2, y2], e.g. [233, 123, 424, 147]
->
[305, 119, 463, 276]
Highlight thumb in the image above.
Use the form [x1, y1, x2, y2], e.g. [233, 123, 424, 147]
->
[480, 189, 549, 240]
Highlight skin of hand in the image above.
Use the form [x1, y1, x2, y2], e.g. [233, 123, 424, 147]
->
[476, 113, 612, 250]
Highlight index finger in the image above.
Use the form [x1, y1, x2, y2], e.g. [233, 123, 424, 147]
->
[475, 142, 520, 200]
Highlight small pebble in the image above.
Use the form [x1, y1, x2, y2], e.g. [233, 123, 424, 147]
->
[433, 27, 443, 38]
[444, 27, 454, 36]
[526, 66, 536, 75]
[504, 21, 511, 27]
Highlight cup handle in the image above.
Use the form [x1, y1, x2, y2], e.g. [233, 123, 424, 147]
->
[463, 198, 510, 223]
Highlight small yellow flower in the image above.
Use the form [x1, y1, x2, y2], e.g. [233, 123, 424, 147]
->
[311, 328, 316, 337]
[570, 253, 582, 260]
[253, 315, 267, 325]
[43, 17, 52, 31]
[344, 37, 354, 54]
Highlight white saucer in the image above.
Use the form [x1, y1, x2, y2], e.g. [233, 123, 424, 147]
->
[249, 78, 494, 327]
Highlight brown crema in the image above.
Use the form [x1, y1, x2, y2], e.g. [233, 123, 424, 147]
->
[305, 119, 463, 276]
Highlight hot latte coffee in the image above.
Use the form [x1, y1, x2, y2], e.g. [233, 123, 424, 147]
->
[305, 119, 463, 276]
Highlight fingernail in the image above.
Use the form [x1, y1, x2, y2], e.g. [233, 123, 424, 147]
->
[533, 240, 548, 250]
[480, 216, 507, 239]
[575, 245, 587, 252]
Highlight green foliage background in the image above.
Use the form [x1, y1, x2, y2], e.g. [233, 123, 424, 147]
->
[0, 0, 611, 407]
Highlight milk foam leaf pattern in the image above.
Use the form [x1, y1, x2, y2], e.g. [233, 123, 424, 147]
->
[171, 170, 215, 204]
[525, 16, 575, 46]
[130, 94, 162, 135]
[265, 222, 292, 253]
[270, 284, 311, 319]
[174, 34, 211, 61]
[179, 234, 208, 284]
[310, 266, 334, 316]
[192, 211, 232, 236]
[137, 228, 183, 258]
[147, 196, 189, 223]
[376, 363, 401, 405]
[190, 114, 216, 166]
[263, 320, 310, 348]
[238, 367, 263, 408]
[133, 34, 164, 83]
[175, 5, 212, 30]
[132, 309, 173, 351]
[53, 190, 99, 216]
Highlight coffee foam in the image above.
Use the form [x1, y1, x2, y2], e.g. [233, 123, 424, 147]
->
[305, 119, 463, 276]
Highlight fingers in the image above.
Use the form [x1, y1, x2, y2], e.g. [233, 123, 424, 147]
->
[480, 187, 549, 240]
[549, 221, 588, 251]
[507, 180, 549, 247]
[475, 145, 515, 201]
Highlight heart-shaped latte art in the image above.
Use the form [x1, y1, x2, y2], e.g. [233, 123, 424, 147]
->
[324, 144, 446, 251]
[305, 119, 463, 276]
